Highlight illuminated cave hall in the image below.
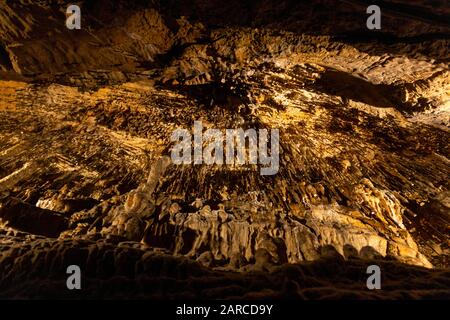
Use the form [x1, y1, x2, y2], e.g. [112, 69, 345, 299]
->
[0, 0, 449, 299]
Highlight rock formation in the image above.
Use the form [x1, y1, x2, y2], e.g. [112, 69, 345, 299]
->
[0, 0, 449, 299]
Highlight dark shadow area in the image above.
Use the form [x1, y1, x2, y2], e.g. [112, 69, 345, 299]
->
[343, 0, 450, 27]
[158, 0, 450, 29]
[0, 45, 13, 71]
[360, 246, 384, 260]
[0, 197, 68, 238]
[405, 198, 450, 268]
[0, 238, 448, 299]
[344, 244, 359, 259]
[310, 69, 401, 108]
[320, 244, 387, 262]
[170, 82, 251, 114]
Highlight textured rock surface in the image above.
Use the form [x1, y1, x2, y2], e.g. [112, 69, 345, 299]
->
[0, 0, 449, 298]
[1, 237, 449, 299]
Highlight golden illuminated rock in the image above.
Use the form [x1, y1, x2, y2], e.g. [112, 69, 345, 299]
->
[0, 0, 448, 299]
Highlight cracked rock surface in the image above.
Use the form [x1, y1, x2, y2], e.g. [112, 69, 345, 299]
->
[0, 0, 449, 299]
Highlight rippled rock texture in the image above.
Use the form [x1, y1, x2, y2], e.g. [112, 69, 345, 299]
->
[0, 0, 449, 299]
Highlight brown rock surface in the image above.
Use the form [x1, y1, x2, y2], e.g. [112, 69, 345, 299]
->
[0, 0, 449, 299]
